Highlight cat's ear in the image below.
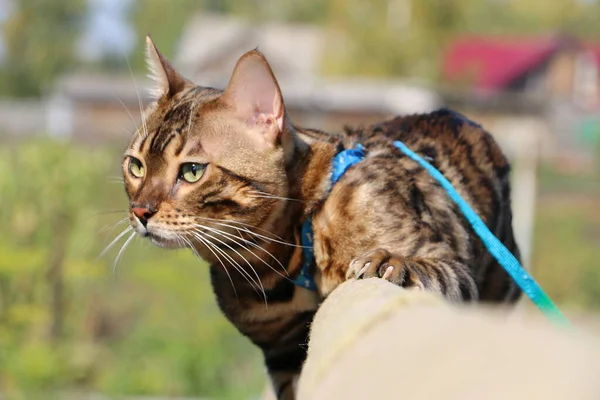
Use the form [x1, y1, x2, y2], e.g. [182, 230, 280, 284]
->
[145, 35, 187, 99]
[222, 50, 285, 145]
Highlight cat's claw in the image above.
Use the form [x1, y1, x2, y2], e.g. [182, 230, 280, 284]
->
[381, 265, 394, 280]
[347, 248, 424, 289]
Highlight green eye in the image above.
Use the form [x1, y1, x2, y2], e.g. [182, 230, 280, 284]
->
[128, 157, 144, 178]
[180, 163, 206, 183]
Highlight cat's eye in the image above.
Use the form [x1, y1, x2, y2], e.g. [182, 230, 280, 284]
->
[179, 163, 206, 183]
[128, 157, 145, 178]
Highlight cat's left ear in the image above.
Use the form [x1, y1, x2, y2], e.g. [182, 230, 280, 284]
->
[222, 50, 286, 146]
[145, 36, 187, 99]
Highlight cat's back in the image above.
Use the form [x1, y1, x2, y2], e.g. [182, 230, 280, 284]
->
[347, 108, 512, 228]
[336, 108, 521, 302]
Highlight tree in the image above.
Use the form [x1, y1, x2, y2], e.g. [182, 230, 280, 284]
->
[0, 0, 86, 97]
[128, 0, 204, 72]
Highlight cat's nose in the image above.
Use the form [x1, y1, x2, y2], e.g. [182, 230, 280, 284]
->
[131, 206, 156, 227]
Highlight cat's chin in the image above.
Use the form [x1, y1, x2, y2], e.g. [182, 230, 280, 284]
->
[149, 235, 183, 249]
[135, 227, 185, 249]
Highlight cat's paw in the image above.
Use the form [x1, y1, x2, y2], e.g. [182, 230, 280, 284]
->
[346, 248, 424, 289]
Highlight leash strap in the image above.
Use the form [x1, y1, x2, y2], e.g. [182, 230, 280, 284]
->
[293, 140, 569, 326]
[293, 145, 366, 291]
[392, 140, 569, 326]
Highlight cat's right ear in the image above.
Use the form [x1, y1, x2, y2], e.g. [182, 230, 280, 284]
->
[221, 50, 286, 147]
[145, 36, 187, 99]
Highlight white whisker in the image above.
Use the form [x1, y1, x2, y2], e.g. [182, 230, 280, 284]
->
[193, 216, 305, 248]
[194, 224, 289, 279]
[194, 230, 263, 291]
[125, 53, 148, 138]
[114, 94, 138, 132]
[98, 217, 128, 235]
[82, 209, 127, 222]
[184, 233, 238, 300]
[97, 226, 133, 260]
[249, 191, 305, 203]
[112, 231, 135, 274]
[191, 230, 266, 304]
[204, 220, 308, 249]
[193, 216, 289, 242]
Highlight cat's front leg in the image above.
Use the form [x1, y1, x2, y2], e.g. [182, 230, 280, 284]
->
[266, 369, 298, 400]
[260, 311, 314, 400]
[346, 248, 478, 302]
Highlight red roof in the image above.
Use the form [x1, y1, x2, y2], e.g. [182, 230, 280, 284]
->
[585, 43, 600, 68]
[442, 37, 563, 92]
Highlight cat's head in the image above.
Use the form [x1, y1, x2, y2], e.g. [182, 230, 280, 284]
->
[123, 37, 295, 250]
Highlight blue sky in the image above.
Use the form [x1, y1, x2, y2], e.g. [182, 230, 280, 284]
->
[77, 0, 135, 61]
[0, 0, 135, 61]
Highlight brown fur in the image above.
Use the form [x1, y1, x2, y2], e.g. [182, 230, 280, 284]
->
[122, 38, 521, 400]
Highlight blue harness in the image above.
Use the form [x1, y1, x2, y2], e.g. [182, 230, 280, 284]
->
[292, 141, 569, 326]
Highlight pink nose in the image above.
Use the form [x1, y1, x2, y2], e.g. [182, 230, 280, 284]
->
[131, 207, 155, 226]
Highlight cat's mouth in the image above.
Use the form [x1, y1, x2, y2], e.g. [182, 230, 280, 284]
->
[131, 220, 185, 249]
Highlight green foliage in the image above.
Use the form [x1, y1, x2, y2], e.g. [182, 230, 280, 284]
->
[128, 0, 204, 71]
[0, 0, 87, 97]
[320, 0, 600, 80]
[534, 165, 600, 311]
[0, 139, 263, 399]
[5, 0, 600, 96]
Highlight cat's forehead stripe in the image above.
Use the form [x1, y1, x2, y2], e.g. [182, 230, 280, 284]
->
[134, 86, 223, 156]
[146, 100, 194, 155]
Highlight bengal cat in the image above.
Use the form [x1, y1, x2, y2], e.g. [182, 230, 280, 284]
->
[121, 37, 522, 399]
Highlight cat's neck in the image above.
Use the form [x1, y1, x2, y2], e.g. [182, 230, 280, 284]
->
[207, 125, 339, 298]
[285, 125, 340, 214]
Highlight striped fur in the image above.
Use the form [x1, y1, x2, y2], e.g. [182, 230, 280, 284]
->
[122, 41, 521, 399]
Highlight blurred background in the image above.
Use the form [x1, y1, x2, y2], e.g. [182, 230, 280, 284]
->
[1, 0, 600, 399]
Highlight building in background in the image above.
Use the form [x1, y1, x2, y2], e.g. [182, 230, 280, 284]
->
[42, 12, 440, 142]
[4, 16, 598, 173]
[441, 34, 600, 171]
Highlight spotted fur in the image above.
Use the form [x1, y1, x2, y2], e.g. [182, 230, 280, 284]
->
[121, 37, 521, 400]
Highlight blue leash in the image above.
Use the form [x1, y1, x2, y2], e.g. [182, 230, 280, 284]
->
[293, 145, 367, 291]
[294, 141, 569, 326]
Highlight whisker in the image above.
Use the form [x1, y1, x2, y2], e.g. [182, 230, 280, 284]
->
[191, 230, 266, 303]
[173, 232, 184, 249]
[114, 94, 138, 132]
[200, 219, 308, 249]
[106, 177, 124, 183]
[249, 191, 305, 203]
[125, 53, 148, 138]
[195, 229, 264, 293]
[184, 233, 238, 300]
[190, 231, 256, 293]
[82, 209, 128, 221]
[98, 217, 128, 235]
[193, 228, 267, 307]
[97, 226, 133, 260]
[193, 216, 289, 242]
[112, 231, 135, 274]
[194, 224, 289, 278]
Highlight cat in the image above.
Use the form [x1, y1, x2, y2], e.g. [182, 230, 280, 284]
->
[121, 36, 522, 400]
